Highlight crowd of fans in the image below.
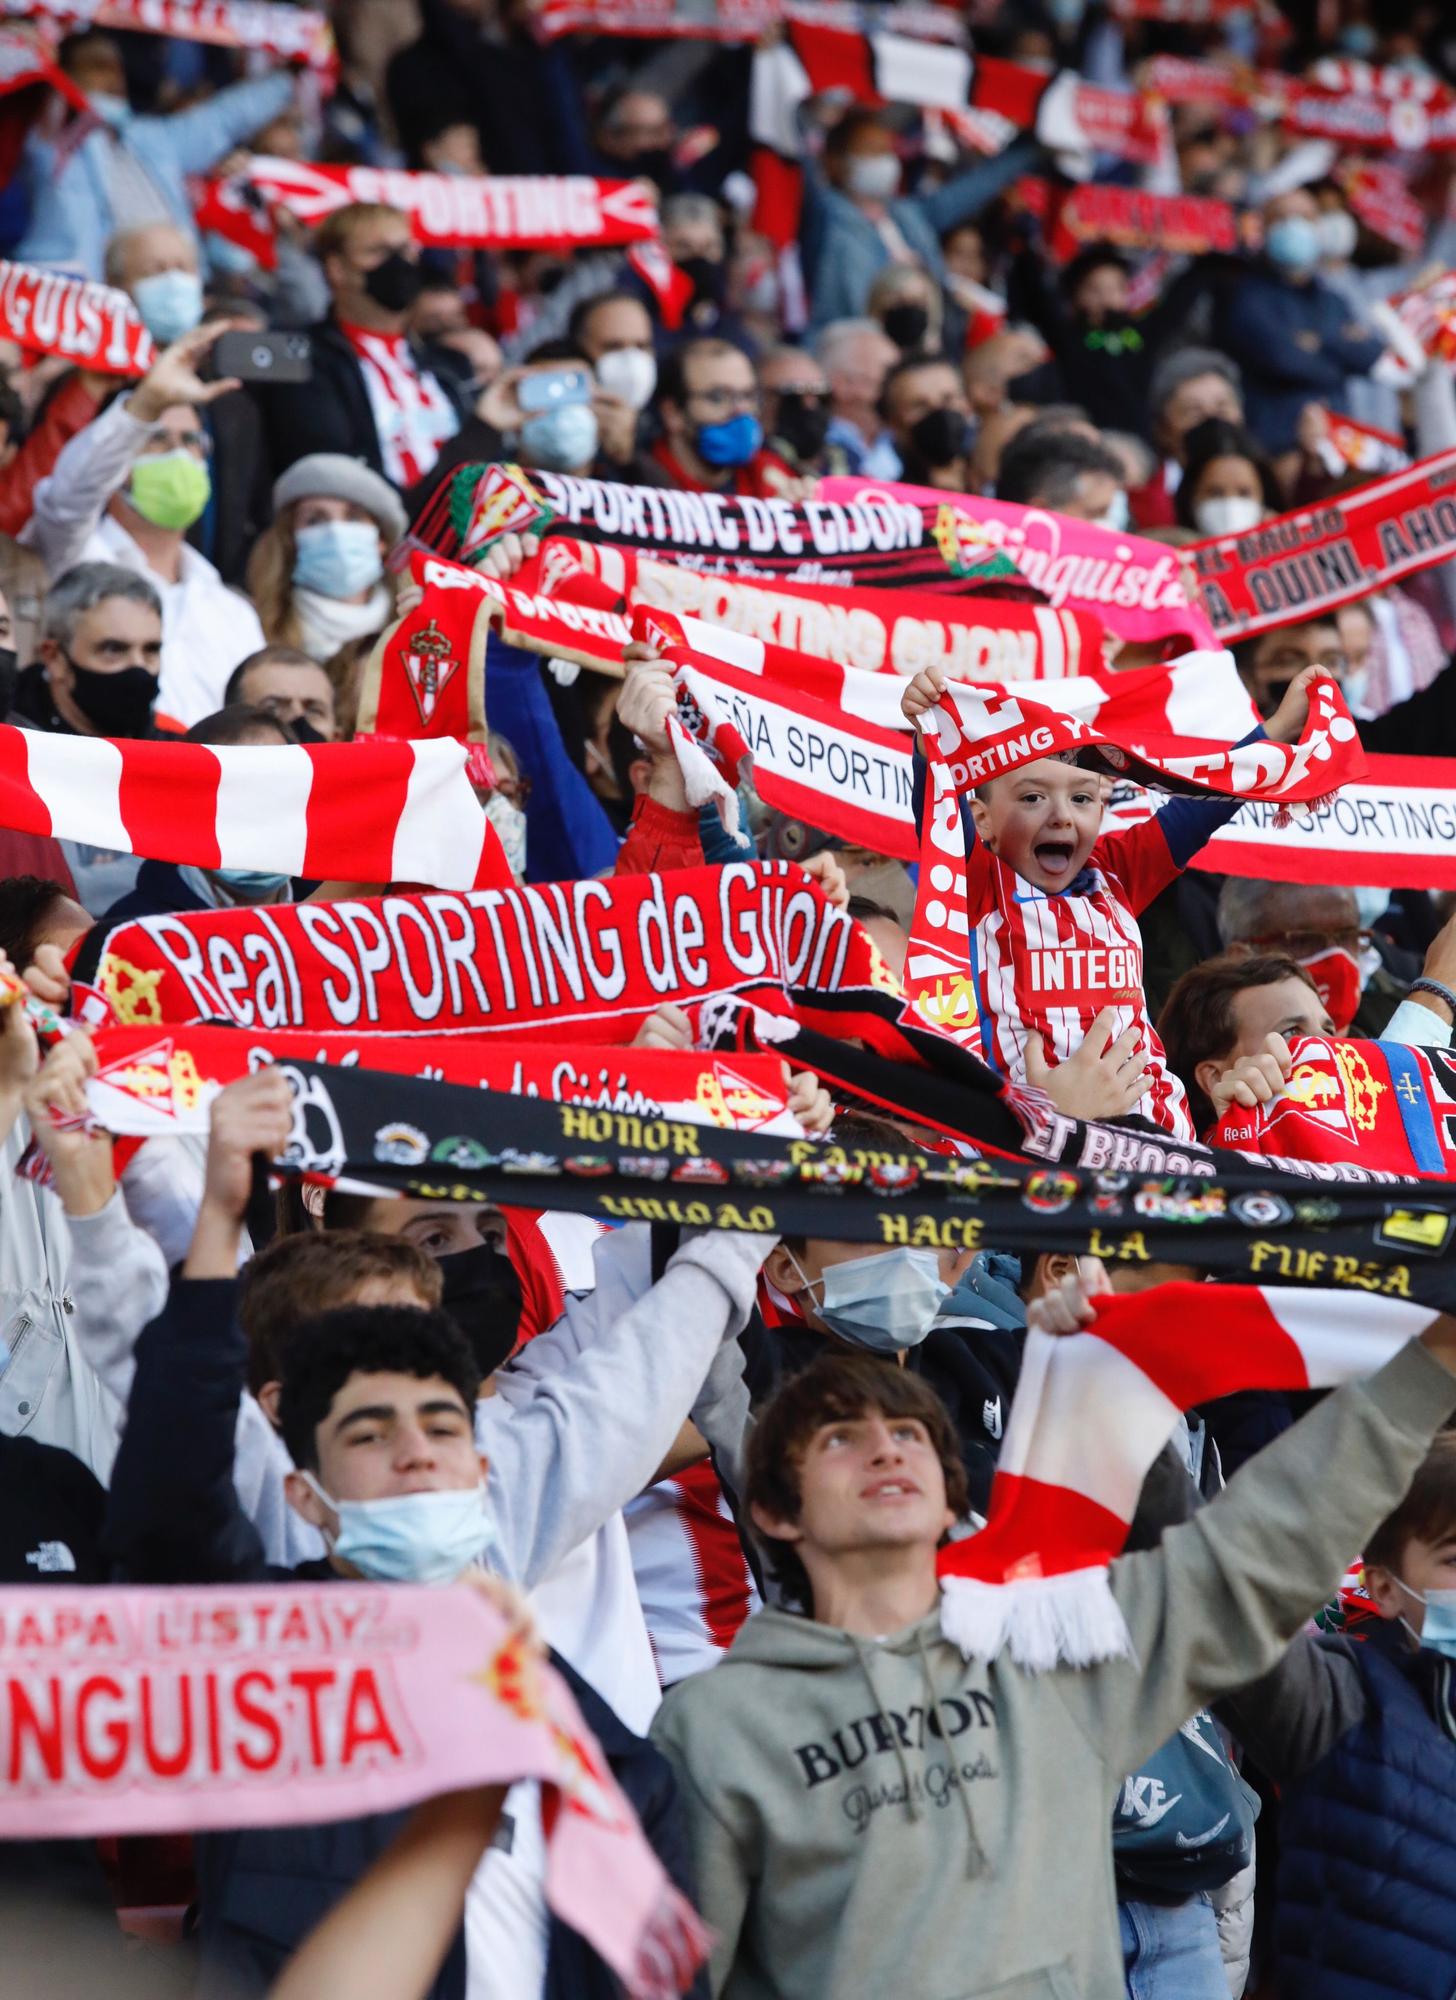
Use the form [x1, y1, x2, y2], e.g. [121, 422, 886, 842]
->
[2, 0, 1456, 1996]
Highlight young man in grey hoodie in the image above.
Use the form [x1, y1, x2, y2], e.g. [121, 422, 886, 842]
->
[652, 1270, 1456, 2000]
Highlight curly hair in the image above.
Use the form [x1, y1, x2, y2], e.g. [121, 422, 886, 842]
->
[276, 1304, 479, 1472]
[745, 1352, 968, 1615]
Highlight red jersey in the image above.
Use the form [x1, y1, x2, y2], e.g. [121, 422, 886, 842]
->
[964, 816, 1195, 1138]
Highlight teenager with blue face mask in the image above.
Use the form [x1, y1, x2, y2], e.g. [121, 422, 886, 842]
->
[1223, 1432, 1456, 1995]
[245, 453, 406, 667]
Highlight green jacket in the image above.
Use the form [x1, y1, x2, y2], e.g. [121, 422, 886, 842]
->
[652, 1340, 1456, 1999]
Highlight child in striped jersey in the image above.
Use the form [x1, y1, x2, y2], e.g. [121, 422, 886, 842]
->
[902, 663, 1322, 1139]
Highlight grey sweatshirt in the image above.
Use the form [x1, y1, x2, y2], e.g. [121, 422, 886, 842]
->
[652, 1339, 1456, 2000]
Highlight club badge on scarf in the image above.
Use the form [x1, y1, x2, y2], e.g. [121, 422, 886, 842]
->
[356, 579, 493, 785]
[1212, 1034, 1456, 1185]
[0, 1580, 706, 1998]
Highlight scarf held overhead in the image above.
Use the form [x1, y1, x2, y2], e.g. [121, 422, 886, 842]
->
[83, 862, 929, 1062]
[1, 0, 336, 68]
[1189, 448, 1456, 640]
[820, 474, 1218, 649]
[938, 1284, 1443, 1670]
[0, 727, 510, 891]
[0, 1580, 704, 1998]
[0, 259, 153, 374]
[1211, 1034, 1456, 1183]
[205, 159, 660, 253]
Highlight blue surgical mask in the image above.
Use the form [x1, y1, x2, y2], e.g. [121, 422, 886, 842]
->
[308, 1475, 492, 1584]
[1339, 22, 1377, 54]
[799, 1246, 950, 1354]
[214, 866, 291, 901]
[1265, 216, 1320, 275]
[695, 411, 763, 469]
[1393, 1575, 1456, 1660]
[520, 401, 599, 473]
[89, 91, 133, 131]
[131, 268, 204, 346]
[293, 519, 385, 600]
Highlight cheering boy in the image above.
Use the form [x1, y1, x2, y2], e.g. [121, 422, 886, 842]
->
[900, 662, 1320, 1136]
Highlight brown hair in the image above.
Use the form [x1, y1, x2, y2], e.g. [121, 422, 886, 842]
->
[239, 1229, 442, 1395]
[1156, 951, 1320, 1133]
[1366, 1433, 1456, 1575]
[745, 1352, 968, 1614]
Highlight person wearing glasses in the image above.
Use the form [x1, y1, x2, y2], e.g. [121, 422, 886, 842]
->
[20, 321, 264, 730]
[647, 336, 802, 500]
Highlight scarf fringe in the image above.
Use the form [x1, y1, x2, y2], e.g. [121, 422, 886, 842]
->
[626, 1882, 714, 2000]
[939, 1568, 1133, 1672]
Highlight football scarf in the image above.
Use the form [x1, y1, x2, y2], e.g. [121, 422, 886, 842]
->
[3, 0, 336, 69]
[0, 1581, 706, 2000]
[0, 26, 90, 187]
[1102, 755, 1456, 894]
[82, 862, 933, 1065]
[0, 726, 509, 891]
[820, 475, 1218, 650]
[414, 461, 975, 597]
[936, 1284, 1446, 1670]
[203, 159, 660, 254]
[0, 259, 153, 374]
[1340, 161, 1428, 257]
[530, 537, 1107, 682]
[191, 1043, 1456, 1321]
[1311, 409, 1409, 479]
[1211, 1035, 1456, 1183]
[903, 673, 1361, 1062]
[1188, 448, 1456, 641]
[1016, 179, 1240, 262]
[79, 1022, 805, 1141]
[356, 575, 494, 784]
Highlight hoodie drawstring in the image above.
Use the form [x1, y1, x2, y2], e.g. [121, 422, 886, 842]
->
[850, 1636, 921, 1823]
[917, 1627, 990, 1878]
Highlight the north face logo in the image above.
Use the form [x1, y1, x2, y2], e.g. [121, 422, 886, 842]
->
[25, 1541, 76, 1574]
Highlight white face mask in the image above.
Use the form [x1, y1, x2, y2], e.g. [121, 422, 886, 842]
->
[845, 153, 901, 203]
[1316, 209, 1359, 262]
[594, 346, 657, 412]
[792, 1246, 949, 1354]
[1195, 494, 1263, 537]
[1097, 491, 1131, 533]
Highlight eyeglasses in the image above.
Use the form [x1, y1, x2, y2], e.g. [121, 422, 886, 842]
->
[687, 385, 760, 415]
[1243, 928, 1372, 960]
[138, 429, 211, 459]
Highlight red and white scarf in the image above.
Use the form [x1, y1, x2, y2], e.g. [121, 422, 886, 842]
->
[2, 0, 336, 69]
[1211, 1034, 1456, 1183]
[0, 727, 509, 891]
[340, 324, 459, 490]
[938, 1284, 1441, 1669]
[0, 259, 153, 374]
[206, 159, 661, 254]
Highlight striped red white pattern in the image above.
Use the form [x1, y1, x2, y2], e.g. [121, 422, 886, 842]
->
[626, 1463, 760, 1685]
[939, 1284, 1440, 1669]
[0, 727, 508, 891]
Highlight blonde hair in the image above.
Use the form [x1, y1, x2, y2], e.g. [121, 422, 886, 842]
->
[311, 202, 406, 265]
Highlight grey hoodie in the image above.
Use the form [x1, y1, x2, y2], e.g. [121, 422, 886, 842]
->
[652, 1338, 1456, 1999]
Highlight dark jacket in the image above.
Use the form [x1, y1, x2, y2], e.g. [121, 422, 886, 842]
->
[1229, 1619, 1456, 1999]
[103, 1277, 705, 2000]
[1210, 263, 1386, 455]
[254, 317, 475, 486]
[1359, 662, 1456, 759]
[195, 1652, 700, 2000]
[95, 858, 213, 932]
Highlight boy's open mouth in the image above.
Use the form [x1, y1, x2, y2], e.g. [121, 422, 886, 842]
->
[1034, 840, 1077, 878]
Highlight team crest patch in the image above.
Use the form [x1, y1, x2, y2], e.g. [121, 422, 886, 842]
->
[403, 619, 459, 724]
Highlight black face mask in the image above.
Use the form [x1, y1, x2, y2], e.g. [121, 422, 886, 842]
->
[0, 645, 16, 717]
[678, 255, 726, 309]
[363, 250, 425, 314]
[438, 1241, 524, 1380]
[288, 716, 328, 746]
[628, 147, 675, 193]
[772, 391, 830, 467]
[882, 302, 930, 352]
[66, 658, 157, 738]
[907, 405, 972, 471]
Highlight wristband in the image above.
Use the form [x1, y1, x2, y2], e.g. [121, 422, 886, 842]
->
[1410, 978, 1456, 1019]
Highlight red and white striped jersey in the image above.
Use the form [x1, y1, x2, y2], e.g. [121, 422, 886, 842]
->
[624, 1461, 760, 1686]
[339, 324, 459, 488]
[965, 817, 1195, 1138]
